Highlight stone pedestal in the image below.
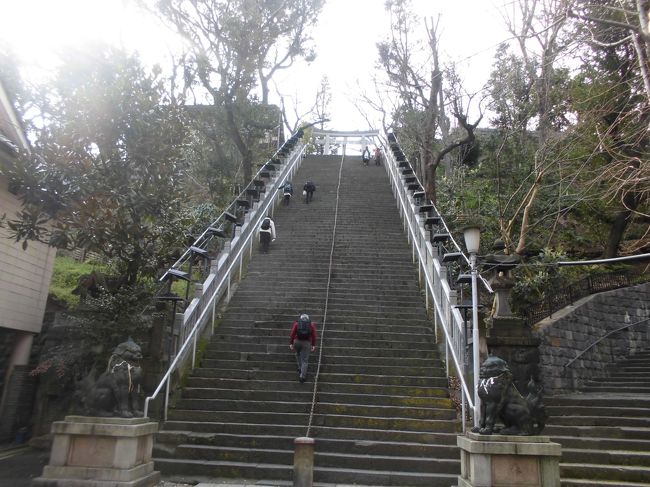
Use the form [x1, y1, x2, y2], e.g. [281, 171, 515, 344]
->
[457, 432, 561, 487]
[32, 416, 160, 487]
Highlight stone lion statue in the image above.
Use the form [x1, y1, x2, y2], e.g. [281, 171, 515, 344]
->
[472, 355, 546, 435]
[80, 338, 143, 418]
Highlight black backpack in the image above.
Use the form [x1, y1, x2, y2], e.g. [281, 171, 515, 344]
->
[297, 320, 311, 339]
[261, 217, 271, 230]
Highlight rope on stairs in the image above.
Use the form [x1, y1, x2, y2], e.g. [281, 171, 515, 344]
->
[305, 152, 346, 438]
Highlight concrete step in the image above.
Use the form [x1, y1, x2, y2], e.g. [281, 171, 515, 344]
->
[158, 423, 459, 445]
[154, 457, 459, 486]
[561, 448, 650, 467]
[204, 343, 438, 358]
[167, 409, 459, 433]
[198, 350, 443, 368]
[560, 463, 650, 484]
[198, 360, 445, 378]
[561, 480, 650, 487]
[547, 415, 650, 428]
[179, 388, 452, 408]
[190, 369, 449, 387]
[550, 434, 650, 452]
[184, 377, 450, 397]
[159, 444, 460, 474]
[547, 405, 650, 418]
[544, 425, 650, 441]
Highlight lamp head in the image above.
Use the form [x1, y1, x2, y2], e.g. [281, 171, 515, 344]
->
[462, 225, 481, 254]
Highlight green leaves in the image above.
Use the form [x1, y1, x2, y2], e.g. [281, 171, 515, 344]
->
[5, 45, 190, 284]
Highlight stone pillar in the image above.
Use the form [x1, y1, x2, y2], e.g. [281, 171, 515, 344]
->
[486, 316, 541, 395]
[33, 416, 160, 487]
[457, 432, 561, 487]
[293, 436, 315, 487]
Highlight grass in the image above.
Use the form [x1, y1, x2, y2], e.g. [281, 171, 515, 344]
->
[49, 255, 108, 307]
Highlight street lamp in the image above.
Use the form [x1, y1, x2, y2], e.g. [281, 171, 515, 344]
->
[463, 224, 481, 428]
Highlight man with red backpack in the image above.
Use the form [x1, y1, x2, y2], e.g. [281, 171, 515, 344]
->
[289, 314, 318, 383]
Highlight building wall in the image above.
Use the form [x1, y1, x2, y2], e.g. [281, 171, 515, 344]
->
[0, 175, 56, 335]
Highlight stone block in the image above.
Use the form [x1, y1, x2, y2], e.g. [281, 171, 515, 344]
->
[457, 433, 561, 487]
[32, 416, 160, 487]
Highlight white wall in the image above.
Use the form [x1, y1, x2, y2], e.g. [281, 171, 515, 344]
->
[0, 174, 56, 334]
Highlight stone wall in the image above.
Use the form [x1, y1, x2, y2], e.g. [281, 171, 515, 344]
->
[533, 282, 650, 395]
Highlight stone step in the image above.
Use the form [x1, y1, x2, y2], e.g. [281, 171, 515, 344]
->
[204, 343, 438, 358]
[167, 410, 459, 433]
[580, 385, 650, 393]
[190, 369, 449, 387]
[172, 398, 456, 420]
[213, 327, 434, 342]
[548, 396, 650, 409]
[560, 463, 650, 484]
[547, 405, 650, 418]
[154, 458, 459, 486]
[550, 435, 650, 452]
[215, 320, 433, 334]
[158, 423, 459, 445]
[544, 425, 650, 441]
[155, 432, 459, 457]
[179, 388, 452, 408]
[160, 444, 460, 475]
[561, 480, 650, 487]
[184, 377, 450, 397]
[547, 415, 650, 428]
[198, 350, 442, 368]
[198, 359, 446, 378]
[561, 448, 650, 467]
[206, 337, 436, 353]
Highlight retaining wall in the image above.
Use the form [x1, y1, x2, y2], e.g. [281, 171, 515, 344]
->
[533, 282, 650, 395]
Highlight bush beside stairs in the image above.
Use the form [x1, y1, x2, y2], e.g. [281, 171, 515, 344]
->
[153, 154, 461, 486]
[545, 348, 650, 487]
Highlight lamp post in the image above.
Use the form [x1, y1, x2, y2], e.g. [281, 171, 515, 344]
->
[463, 225, 481, 428]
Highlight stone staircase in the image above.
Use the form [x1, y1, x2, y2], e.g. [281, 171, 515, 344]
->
[546, 348, 650, 487]
[153, 154, 461, 486]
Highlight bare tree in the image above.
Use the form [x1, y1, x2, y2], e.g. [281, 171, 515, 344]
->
[377, 0, 481, 204]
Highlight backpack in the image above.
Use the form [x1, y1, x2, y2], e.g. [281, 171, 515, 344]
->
[261, 217, 271, 230]
[296, 320, 311, 339]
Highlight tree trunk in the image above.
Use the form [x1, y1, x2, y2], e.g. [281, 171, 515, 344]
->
[604, 192, 640, 258]
[224, 102, 253, 183]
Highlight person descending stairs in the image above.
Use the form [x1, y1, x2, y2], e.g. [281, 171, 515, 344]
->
[153, 153, 461, 486]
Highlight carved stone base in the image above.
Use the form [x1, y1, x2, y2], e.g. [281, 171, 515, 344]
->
[457, 432, 561, 487]
[32, 416, 160, 487]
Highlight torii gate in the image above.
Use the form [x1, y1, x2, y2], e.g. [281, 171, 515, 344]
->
[312, 129, 380, 155]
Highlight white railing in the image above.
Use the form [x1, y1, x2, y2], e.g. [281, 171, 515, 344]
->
[378, 131, 493, 432]
[143, 141, 306, 419]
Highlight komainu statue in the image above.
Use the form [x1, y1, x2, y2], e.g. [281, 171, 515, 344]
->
[472, 355, 546, 435]
[80, 338, 143, 418]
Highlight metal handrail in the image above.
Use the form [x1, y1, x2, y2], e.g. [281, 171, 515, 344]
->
[379, 131, 493, 431]
[143, 140, 306, 419]
[564, 316, 650, 369]
[160, 132, 306, 283]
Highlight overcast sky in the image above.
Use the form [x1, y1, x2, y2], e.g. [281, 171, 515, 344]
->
[0, 0, 510, 131]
